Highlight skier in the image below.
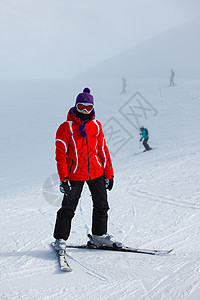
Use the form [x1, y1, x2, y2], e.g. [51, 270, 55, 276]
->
[53, 88, 122, 251]
[121, 78, 127, 94]
[169, 69, 175, 86]
[140, 126, 152, 151]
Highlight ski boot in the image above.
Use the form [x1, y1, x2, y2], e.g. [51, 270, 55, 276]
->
[54, 239, 66, 255]
[87, 233, 123, 249]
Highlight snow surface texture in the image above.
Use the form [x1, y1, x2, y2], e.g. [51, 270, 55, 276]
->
[0, 78, 200, 300]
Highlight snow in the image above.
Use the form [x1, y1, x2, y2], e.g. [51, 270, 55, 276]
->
[0, 78, 200, 299]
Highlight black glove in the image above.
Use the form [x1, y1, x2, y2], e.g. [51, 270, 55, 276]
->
[105, 179, 114, 191]
[60, 180, 72, 195]
[140, 138, 142, 141]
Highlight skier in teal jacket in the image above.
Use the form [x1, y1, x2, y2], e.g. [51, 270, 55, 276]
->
[140, 126, 152, 151]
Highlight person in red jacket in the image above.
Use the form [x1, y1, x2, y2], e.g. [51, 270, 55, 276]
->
[53, 88, 122, 251]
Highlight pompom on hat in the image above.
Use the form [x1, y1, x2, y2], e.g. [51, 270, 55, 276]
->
[75, 88, 94, 105]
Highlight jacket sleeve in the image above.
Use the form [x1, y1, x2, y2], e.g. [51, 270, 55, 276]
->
[55, 122, 70, 181]
[97, 122, 114, 179]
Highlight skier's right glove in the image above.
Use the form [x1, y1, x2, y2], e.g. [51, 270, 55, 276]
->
[60, 180, 72, 196]
[140, 138, 142, 141]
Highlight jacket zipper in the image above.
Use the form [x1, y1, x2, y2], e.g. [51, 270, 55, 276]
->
[85, 131, 91, 180]
[108, 158, 112, 170]
[69, 160, 74, 174]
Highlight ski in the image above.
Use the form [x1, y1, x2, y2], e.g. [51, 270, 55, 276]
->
[51, 242, 72, 272]
[66, 244, 173, 255]
[66, 235, 173, 256]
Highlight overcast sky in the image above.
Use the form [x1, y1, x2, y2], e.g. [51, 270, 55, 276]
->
[0, 0, 200, 80]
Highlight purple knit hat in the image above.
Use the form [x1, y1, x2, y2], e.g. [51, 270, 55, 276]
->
[75, 88, 94, 105]
[73, 88, 95, 138]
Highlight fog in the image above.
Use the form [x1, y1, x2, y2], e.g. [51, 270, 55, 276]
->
[78, 17, 200, 79]
[0, 0, 200, 80]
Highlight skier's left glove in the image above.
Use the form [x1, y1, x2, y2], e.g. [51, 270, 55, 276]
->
[105, 179, 114, 191]
[60, 180, 72, 195]
[140, 138, 142, 141]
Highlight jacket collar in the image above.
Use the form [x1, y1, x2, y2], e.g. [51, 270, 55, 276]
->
[67, 107, 95, 124]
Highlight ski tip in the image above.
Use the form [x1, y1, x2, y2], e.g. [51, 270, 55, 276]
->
[168, 249, 174, 254]
[61, 267, 73, 272]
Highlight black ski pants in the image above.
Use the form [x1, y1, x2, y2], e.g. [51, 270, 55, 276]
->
[53, 175, 109, 240]
[143, 138, 151, 150]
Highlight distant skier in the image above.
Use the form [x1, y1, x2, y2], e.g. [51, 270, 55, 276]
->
[53, 87, 123, 252]
[169, 69, 175, 86]
[121, 78, 127, 94]
[140, 126, 152, 151]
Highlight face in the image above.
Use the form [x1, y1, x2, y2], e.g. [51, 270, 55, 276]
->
[81, 110, 90, 114]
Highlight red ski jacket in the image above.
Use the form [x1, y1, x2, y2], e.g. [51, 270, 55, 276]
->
[55, 108, 114, 181]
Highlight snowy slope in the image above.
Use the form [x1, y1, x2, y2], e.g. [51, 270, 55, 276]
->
[0, 78, 200, 300]
[77, 18, 200, 80]
[1, 1, 199, 81]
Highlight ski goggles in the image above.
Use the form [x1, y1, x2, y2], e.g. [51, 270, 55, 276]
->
[76, 102, 94, 113]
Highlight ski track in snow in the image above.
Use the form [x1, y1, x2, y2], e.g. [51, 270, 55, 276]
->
[1, 79, 200, 299]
